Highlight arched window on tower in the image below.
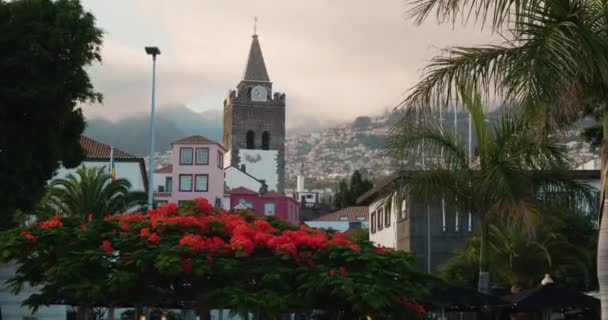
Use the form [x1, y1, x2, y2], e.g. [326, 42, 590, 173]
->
[262, 131, 270, 150]
[246, 130, 255, 149]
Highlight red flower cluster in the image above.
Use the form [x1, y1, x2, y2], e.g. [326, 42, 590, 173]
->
[20, 231, 36, 242]
[100, 240, 113, 254]
[179, 234, 226, 252]
[195, 198, 213, 213]
[328, 266, 349, 277]
[374, 247, 392, 254]
[148, 232, 161, 244]
[180, 257, 193, 273]
[398, 298, 426, 319]
[106, 212, 145, 231]
[39, 215, 63, 229]
[99, 198, 359, 264]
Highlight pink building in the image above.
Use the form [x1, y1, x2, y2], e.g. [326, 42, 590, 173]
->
[161, 135, 226, 207]
[229, 187, 300, 224]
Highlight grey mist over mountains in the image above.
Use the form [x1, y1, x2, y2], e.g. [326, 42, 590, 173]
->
[84, 104, 338, 156]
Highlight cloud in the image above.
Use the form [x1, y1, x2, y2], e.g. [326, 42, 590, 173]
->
[81, 0, 495, 129]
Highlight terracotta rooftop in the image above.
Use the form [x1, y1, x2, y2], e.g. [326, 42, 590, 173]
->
[155, 164, 173, 173]
[172, 135, 226, 150]
[316, 207, 369, 222]
[230, 187, 258, 195]
[80, 135, 139, 160]
[261, 191, 284, 198]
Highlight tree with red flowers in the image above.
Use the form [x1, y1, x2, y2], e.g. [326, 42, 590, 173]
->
[0, 198, 429, 320]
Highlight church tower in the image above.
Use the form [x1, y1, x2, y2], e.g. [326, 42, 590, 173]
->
[223, 32, 286, 193]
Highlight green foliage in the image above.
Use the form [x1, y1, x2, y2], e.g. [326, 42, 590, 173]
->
[42, 166, 146, 221]
[387, 88, 594, 291]
[0, 202, 430, 319]
[439, 207, 598, 291]
[402, 0, 608, 143]
[334, 170, 374, 210]
[0, 0, 103, 229]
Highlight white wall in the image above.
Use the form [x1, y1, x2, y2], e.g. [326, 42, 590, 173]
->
[154, 172, 171, 192]
[225, 167, 263, 192]
[235, 149, 279, 191]
[368, 196, 399, 248]
[304, 221, 369, 232]
[54, 160, 146, 191]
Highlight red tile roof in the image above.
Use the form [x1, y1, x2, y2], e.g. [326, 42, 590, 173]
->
[261, 191, 284, 198]
[172, 135, 227, 151]
[316, 207, 369, 222]
[229, 187, 258, 195]
[155, 164, 173, 173]
[80, 135, 139, 160]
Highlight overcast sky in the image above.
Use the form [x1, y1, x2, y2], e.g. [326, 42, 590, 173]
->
[81, 0, 494, 129]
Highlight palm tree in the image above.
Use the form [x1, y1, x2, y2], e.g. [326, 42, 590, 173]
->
[399, 0, 608, 312]
[439, 219, 596, 292]
[387, 88, 593, 293]
[44, 166, 146, 220]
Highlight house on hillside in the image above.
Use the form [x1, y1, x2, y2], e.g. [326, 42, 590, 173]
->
[305, 206, 368, 233]
[357, 170, 601, 272]
[54, 135, 148, 192]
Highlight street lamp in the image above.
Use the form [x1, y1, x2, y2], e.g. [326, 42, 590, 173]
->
[145, 46, 160, 209]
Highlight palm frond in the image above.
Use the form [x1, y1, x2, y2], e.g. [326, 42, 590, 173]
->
[407, 0, 542, 31]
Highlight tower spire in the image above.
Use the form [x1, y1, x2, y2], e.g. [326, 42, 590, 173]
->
[242, 27, 270, 82]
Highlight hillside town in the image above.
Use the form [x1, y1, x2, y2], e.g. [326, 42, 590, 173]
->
[2, 1, 608, 320]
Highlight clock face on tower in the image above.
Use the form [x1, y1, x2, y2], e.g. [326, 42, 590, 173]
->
[251, 85, 268, 102]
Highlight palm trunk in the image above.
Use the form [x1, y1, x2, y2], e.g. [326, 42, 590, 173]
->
[478, 222, 490, 294]
[197, 305, 211, 320]
[597, 114, 608, 320]
[107, 306, 115, 320]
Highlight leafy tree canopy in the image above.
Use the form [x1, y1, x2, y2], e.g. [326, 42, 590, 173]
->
[0, 0, 103, 229]
[0, 199, 429, 320]
[438, 207, 598, 292]
[334, 170, 374, 210]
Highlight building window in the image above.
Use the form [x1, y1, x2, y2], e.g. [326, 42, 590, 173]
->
[377, 208, 383, 231]
[179, 147, 194, 165]
[339, 216, 348, 221]
[215, 197, 222, 208]
[218, 150, 224, 169]
[356, 216, 365, 221]
[165, 177, 172, 192]
[246, 130, 255, 149]
[195, 147, 209, 165]
[239, 199, 253, 209]
[195, 174, 208, 192]
[264, 202, 276, 215]
[158, 185, 165, 192]
[370, 212, 376, 233]
[399, 199, 407, 220]
[179, 175, 193, 191]
[385, 206, 391, 227]
[262, 131, 270, 150]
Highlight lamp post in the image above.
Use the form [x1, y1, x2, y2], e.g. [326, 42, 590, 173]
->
[145, 46, 161, 209]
